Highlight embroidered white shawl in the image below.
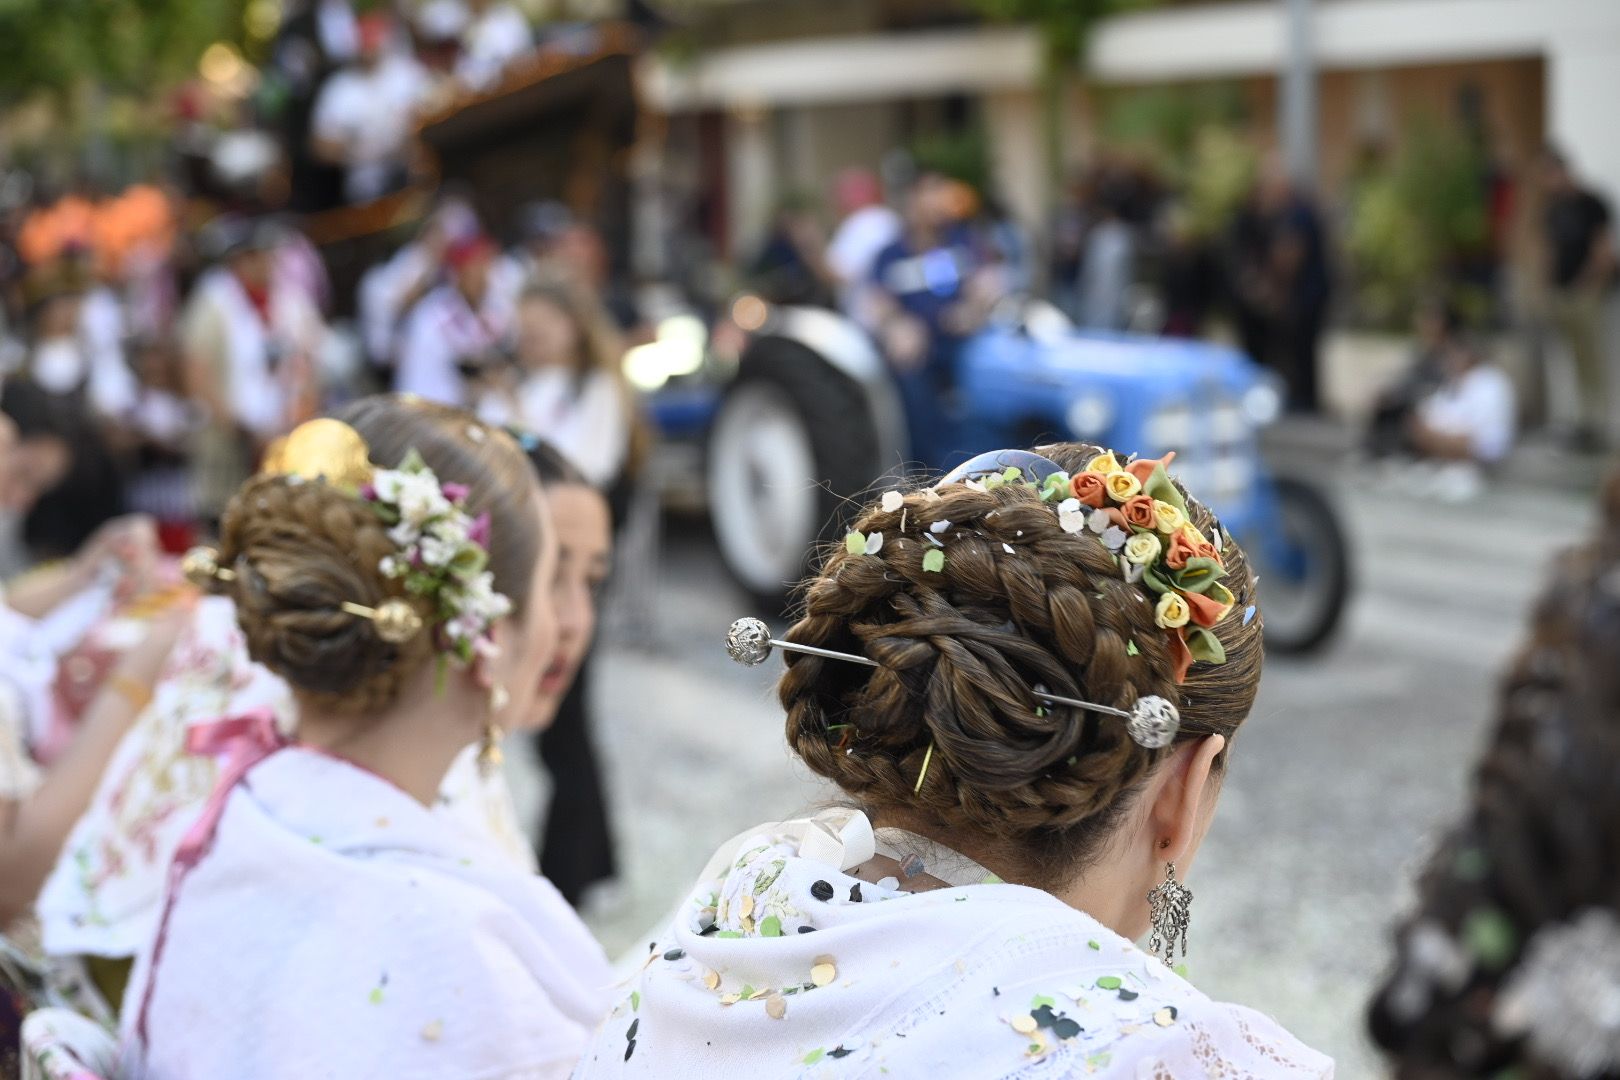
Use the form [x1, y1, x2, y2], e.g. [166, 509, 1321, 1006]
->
[575, 814, 1333, 1079]
[118, 746, 612, 1080]
[36, 596, 535, 960]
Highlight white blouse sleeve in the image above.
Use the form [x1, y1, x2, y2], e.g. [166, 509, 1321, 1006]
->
[551, 372, 630, 488]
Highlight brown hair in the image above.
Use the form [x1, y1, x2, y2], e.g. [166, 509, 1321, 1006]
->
[1369, 472, 1620, 1076]
[780, 442, 1263, 886]
[215, 396, 540, 716]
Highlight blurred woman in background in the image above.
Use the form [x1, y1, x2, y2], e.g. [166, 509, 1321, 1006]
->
[1370, 468, 1620, 1076]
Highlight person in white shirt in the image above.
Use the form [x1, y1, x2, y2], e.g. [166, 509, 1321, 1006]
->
[456, 0, 531, 91]
[1411, 339, 1517, 467]
[310, 12, 429, 205]
[481, 282, 631, 490]
[76, 264, 139, 422]
[179, 218, 327, 523]
[395, 234, 519, 406]
[825, 168, 901, 329]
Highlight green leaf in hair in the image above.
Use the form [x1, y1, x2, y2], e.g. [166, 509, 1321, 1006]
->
[1186, 627, 1227, 664]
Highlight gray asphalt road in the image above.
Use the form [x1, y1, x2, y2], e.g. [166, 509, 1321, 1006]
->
[510, 475, 1597, 1079]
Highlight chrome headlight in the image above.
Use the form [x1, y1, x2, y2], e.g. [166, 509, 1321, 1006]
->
[1066, 392, 1115, 440]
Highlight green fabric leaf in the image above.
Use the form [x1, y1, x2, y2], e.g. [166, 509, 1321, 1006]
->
[922, 548, 946, 573]
[1141, 566, 1174, 595]
[1040, 472, 1072, 502]
[1186, 627, 1227, 664]
[1141, 463, 1190, 517]
[1170, 557, 1227, 594]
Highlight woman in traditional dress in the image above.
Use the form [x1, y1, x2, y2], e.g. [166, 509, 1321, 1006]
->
[117, 397, 610, 1079]
[573, 442, 1331, 1077]
[1369, 468, 1620, 1076]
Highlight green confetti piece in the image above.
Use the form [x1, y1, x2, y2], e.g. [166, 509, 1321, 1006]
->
[631, 991, 641, 1011]
[1030, 994, 1056, 1010]
[803, 1048, 826, 1065]
[740, 985, 756, 999]
[1463, 908, 1518, 970]
[1087, 940, 1101, 951]
[1126, 640, 1140, 657]
[760, 915, 783, 937]
[922, 548, 946, 573]
[1095, 976, 1122, 990]
[1173, 964, 1190, 979]
[714, 931, 743, 939]
[1002, 466, 1023, 484]
[1454, 847, 1490, 882]
[845, 531, 866, 554]
[369, 987, 385, 1005]
[309, 835, 323, 844]
[1028, 1043, 1042, 1054]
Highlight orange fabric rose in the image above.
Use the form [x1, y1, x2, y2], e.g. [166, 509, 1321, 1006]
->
[1184, 589, 1234, 629]
[1121, 495, 1158, 531]
[1164, 528, 1201, 570]
[1071, 471, 1108, 509]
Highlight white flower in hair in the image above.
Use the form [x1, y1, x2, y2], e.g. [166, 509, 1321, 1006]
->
[1494, 908, 1620, 1076]
[417, 535, 459, 569]
[395, 472, 451, 526]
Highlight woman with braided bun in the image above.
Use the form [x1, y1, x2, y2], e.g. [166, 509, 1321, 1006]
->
[1370, 470, 1620, 1077]
[575, 443, 1329, 1078]
[116, 397, 610, 1080]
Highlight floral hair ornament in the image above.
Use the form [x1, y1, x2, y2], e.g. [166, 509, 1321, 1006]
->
[725, 617, 1182, 750]
[938, 446, 1238, 684]
[185, 418, 510, 663]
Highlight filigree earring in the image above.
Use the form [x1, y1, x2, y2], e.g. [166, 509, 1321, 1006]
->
[1147, 861, 1193, 966]
[479, 685, 509, 777]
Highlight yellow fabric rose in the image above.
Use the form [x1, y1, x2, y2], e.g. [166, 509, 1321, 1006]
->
[1086, 452, 1122, 474]
[1153, 500, 1188, 534]
[1124, 532, 1162, 566]
[1105, 471, 1142, 502]
[1155, 591, 1191, 629]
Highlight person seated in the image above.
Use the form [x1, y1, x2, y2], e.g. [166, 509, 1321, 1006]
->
[1366, 297, 1464, 460]
[1407, 338, 1516, 471]
[117, 398, 610, 1079]
[1369, 465, 1620, 1077]
[572, 444, 1331, 1077]
[310, 12, 429, 205]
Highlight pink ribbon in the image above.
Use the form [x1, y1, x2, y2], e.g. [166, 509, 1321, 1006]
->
[133, 708, 288, 1052]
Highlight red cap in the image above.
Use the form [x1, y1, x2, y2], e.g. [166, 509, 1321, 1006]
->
[445, 234, 495, 271]
[357, 12, 394, 52]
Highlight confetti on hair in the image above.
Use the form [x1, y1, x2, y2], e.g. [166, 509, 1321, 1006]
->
[914, 742, 936, 793]
[881, 490, 903, 512]
[922, 548, 946, 573]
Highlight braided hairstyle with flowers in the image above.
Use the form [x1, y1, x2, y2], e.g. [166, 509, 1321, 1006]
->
[780, 442, 1264, 886]
[1369, 471, 1620, 1078]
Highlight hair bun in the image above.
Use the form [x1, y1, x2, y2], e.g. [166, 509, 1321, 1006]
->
[218, 475, 432, 715]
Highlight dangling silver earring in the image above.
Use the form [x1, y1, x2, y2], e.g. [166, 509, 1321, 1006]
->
[1147, 861, 1193, 966]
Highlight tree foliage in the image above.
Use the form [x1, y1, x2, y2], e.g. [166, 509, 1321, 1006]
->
[968, 0, 1155, 73]
[0, 0, 246, 103]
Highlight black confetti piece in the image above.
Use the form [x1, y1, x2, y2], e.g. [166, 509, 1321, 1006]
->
[627, 1019, 640, 1040]
[1052, 1017, 1082, 1040]
[797, 925, 817, 934]
[849, 883, 863, 903]
[1031, 1005, 1057, 1029]
[663, 948, 685, 961]
[811, 880, 834, 901]
[829, 1046, 853, 1059]
[624, 1039, 636, 1062]
[1118, 989, 1139, 1002]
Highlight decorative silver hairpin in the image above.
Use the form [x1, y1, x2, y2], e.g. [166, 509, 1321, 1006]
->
[725, 617, 1180, 749]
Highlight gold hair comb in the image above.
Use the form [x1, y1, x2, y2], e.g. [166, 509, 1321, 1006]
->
[183, 546, 423, 645]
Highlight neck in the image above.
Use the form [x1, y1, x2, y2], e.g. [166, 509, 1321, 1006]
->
[295, 666, 483, 806]
[870, 808, 1150, 941]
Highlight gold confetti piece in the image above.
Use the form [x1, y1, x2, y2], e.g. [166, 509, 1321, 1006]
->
[420, 1020, 443, 1042]
[720, 993, 742, 1006]
[766, 994, 787, 1019]
[749, 987, 773, 1001]
[1153, 1007, 1177, 1027]
[741, 916, 755, 934]
[1010, 1014, 1038, 1035]
[810, 963, 837, 988]
[739, 894, 755, 918]
[703, 970, 721, 991]
[374, 817, 390, 828]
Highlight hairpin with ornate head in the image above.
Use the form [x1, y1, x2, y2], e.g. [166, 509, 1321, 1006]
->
[725, 616, 1182, 750]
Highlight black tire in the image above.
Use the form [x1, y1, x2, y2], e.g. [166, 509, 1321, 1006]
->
[706, 338, 885, 611]
[1257, 475, 1351, 655]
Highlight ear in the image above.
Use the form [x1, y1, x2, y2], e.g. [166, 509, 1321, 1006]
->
[1145, 734, 1227, 866]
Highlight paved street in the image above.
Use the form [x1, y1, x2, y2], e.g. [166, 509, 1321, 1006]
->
[510, 470, 1598, 1079]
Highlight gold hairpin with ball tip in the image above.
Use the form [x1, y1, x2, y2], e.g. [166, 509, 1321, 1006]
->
[182, 545, 423, 645]
[724, 616, 1183, 750]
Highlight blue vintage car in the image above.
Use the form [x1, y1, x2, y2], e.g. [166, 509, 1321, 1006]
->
[640, 298, 1349, 653]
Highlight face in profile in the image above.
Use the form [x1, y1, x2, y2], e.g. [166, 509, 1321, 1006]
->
[525, 483, 611, 731]
[489, 488, 561, 726]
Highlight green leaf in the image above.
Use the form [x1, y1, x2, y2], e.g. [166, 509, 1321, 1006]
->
[1185, 628, 1227, 665]
[760, 915, 783, 938]
[1140, 463, 1190, 517]
[1170, 557, 1226, 594]
[1040, 471, 1072, 502]
[922, 548, 946, 574]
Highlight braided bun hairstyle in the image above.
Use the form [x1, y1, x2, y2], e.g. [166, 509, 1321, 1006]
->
[781, 442, 1263, 885]
[1370, 472, 1620, 1077]
[214, 396, 539, 716]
